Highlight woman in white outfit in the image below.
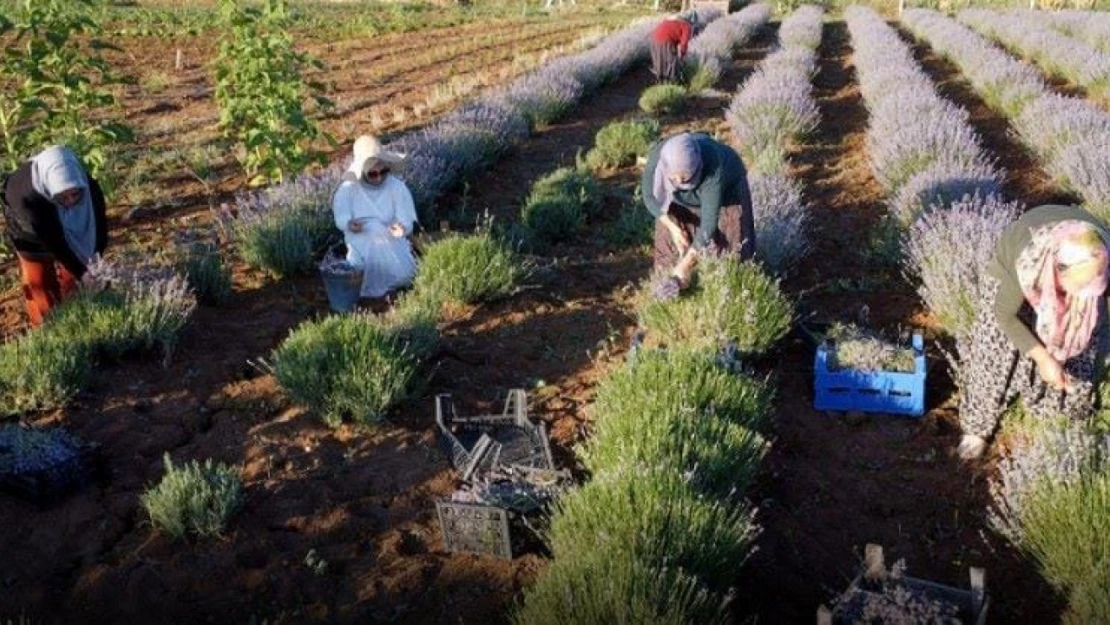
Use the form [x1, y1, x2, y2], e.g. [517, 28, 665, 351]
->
[332, 135, 419, 298]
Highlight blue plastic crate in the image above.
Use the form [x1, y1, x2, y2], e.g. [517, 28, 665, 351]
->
[813, 333, 926, 417]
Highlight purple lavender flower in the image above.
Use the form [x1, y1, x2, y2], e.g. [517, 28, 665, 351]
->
[902, 193, 1019, 339]
[652, 275, 682, 301]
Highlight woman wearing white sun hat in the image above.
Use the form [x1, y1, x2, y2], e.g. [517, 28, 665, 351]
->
[331, 135, 419, 298]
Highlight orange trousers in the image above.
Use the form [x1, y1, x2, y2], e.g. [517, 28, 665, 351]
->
[17, 253, 77, 328]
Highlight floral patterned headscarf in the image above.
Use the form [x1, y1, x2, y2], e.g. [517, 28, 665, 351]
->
[1016, 220, 1109, 361]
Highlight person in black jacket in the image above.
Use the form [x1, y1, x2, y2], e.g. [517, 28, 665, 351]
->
[2, 145, 108, 327]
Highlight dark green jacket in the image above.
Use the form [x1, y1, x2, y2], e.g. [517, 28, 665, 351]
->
[641, 133, 754, 254]
[987, 204, 1110, 355]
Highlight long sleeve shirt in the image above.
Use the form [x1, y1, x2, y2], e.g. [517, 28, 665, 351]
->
[2, 161, 108, 278]
[641, 133, 755, 254]
[652, 19, 693, 56]
[986, 204, 1110, 355]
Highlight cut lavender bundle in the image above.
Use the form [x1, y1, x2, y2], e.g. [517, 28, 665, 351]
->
[824, 322, 916, 374]
[651, 275, 682, 301]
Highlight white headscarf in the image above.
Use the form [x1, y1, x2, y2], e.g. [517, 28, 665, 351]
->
[30, 146, 97, 263]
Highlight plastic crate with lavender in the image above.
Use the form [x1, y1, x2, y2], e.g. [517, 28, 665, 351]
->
[0, 425, 98, 504]
[813, 324, 926, 417]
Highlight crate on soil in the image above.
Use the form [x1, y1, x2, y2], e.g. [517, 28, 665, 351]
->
[434, 389, 568, 559]
[818, 544, 988, 625]
[814, 332, 926, 417]
[0, 424, 102, 505]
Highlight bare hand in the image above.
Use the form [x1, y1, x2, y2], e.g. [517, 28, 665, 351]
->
[671, 247, 698, 286]
[1034, 354, 1069, 391]
[348, 219, 364, 233]
[389, 223, 405, 238]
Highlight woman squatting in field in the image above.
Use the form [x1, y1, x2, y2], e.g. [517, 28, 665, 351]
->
[640, 131, 756, 299]
[957, 205, 1110, 459]
[1, 145, 108, 327]
[649, 13, 694, 84]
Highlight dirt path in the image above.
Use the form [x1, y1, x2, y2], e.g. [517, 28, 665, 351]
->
[731, 20, 1063, 624]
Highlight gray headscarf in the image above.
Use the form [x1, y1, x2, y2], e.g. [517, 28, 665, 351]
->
[652, 133, 703, 213]
[30, 145, 97, 263]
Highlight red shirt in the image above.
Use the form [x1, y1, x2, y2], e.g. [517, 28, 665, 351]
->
[652, 19, 692, 56]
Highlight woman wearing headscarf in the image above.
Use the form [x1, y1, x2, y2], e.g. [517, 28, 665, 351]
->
[332, 135, 418, 299]
[1, 145, 108, 327]
[650, 13, 694, 84]
[957, 205, 1110, 459]
[640, 131, 755, 293]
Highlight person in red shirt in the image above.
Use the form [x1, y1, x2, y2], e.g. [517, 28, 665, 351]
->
[650, 14, 693, 84]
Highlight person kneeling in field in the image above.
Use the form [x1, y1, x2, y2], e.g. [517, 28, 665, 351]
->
[1, 145, 108, 328]
[957, 205, 1110, 460]
[331, 135, 418, 300]
[640, 131, 755, 298]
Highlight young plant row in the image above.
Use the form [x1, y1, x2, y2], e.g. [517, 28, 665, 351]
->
[989, 417, 1110, 624]
[957, 9, 1110, 106]
[0, 260, 197, 415]
[516, 257, 793, 624]
[726, 4, 824, 275]
[640, 4, 772, 116]
[846, 6, 1016, 344]
[903, 9, 1110, 221]
[217, 15, 678, 280]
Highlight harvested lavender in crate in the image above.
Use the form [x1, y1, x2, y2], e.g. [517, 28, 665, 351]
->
[832, 559, 962, 625]
[318, 249, 359, 276]
[0, 425, 86, 490]
[825, 322, 916, 373]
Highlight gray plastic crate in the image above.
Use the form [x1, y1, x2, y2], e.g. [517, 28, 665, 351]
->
[434, 389, 555, 483]
[818, 544, 988, 625]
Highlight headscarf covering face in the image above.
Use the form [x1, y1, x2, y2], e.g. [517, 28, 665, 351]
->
[652, 133, 703, 213]
[30, 145, 97, 264]
[1016, 220, 1110, 362]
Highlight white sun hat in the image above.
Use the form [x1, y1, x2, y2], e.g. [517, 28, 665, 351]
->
[348, 134, 406, 177]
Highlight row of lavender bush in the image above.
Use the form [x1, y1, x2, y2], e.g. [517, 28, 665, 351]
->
[685, 3, 773, 90]
[1046, 9, 1110, 55]
[846, 6, 1014, 342]
[514, 28, 796, 617]
[903, 9, 1110, 221]
[958, 9, 1110, 105]
[902, 11, 1110, 621]
[726, 4, 823, 275]
[217, 14, 689, 278]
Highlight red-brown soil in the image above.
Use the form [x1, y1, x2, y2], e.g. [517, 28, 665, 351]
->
[0, 14, 1068, 625]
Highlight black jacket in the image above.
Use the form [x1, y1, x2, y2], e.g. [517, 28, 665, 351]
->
[2, 160, 108, 278]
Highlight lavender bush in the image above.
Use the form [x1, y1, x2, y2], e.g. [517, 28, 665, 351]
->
[902, 194, 1020, 338]
[141, 453, 243, 540]
[727, 6, 823, 275]
[683, 4, 771, 92]
[904, 10, 1110, 220]
[750, 172, 811, 274]
[847, 7, 1002, 232]
[959, 9, 1110, 104]
[637, 258, 793, 356]
[1047, 10, 1110, 56]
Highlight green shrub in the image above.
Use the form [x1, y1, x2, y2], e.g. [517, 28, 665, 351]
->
[583, 349, 771, 494]
[547, 468, 759, 592]
[233, 208, 333, 278]
[603, 195, 655, 248]
[585, 119, 660, 171]
[177, 242, 232, 306]
[271, 313, 423, 427]
[0, 331, 91, 416]
[639, 259, 793, 355]
[530, 167, 604, 218]
[1019, 471, 1110, 623]
[413, 232, 526, 305]
[141, 453, 243, 540]
[639, 84, 687, 116]
[686, 59, 720, 93]
[513, 542, 729, 625]
[522, 196, 585, 244]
